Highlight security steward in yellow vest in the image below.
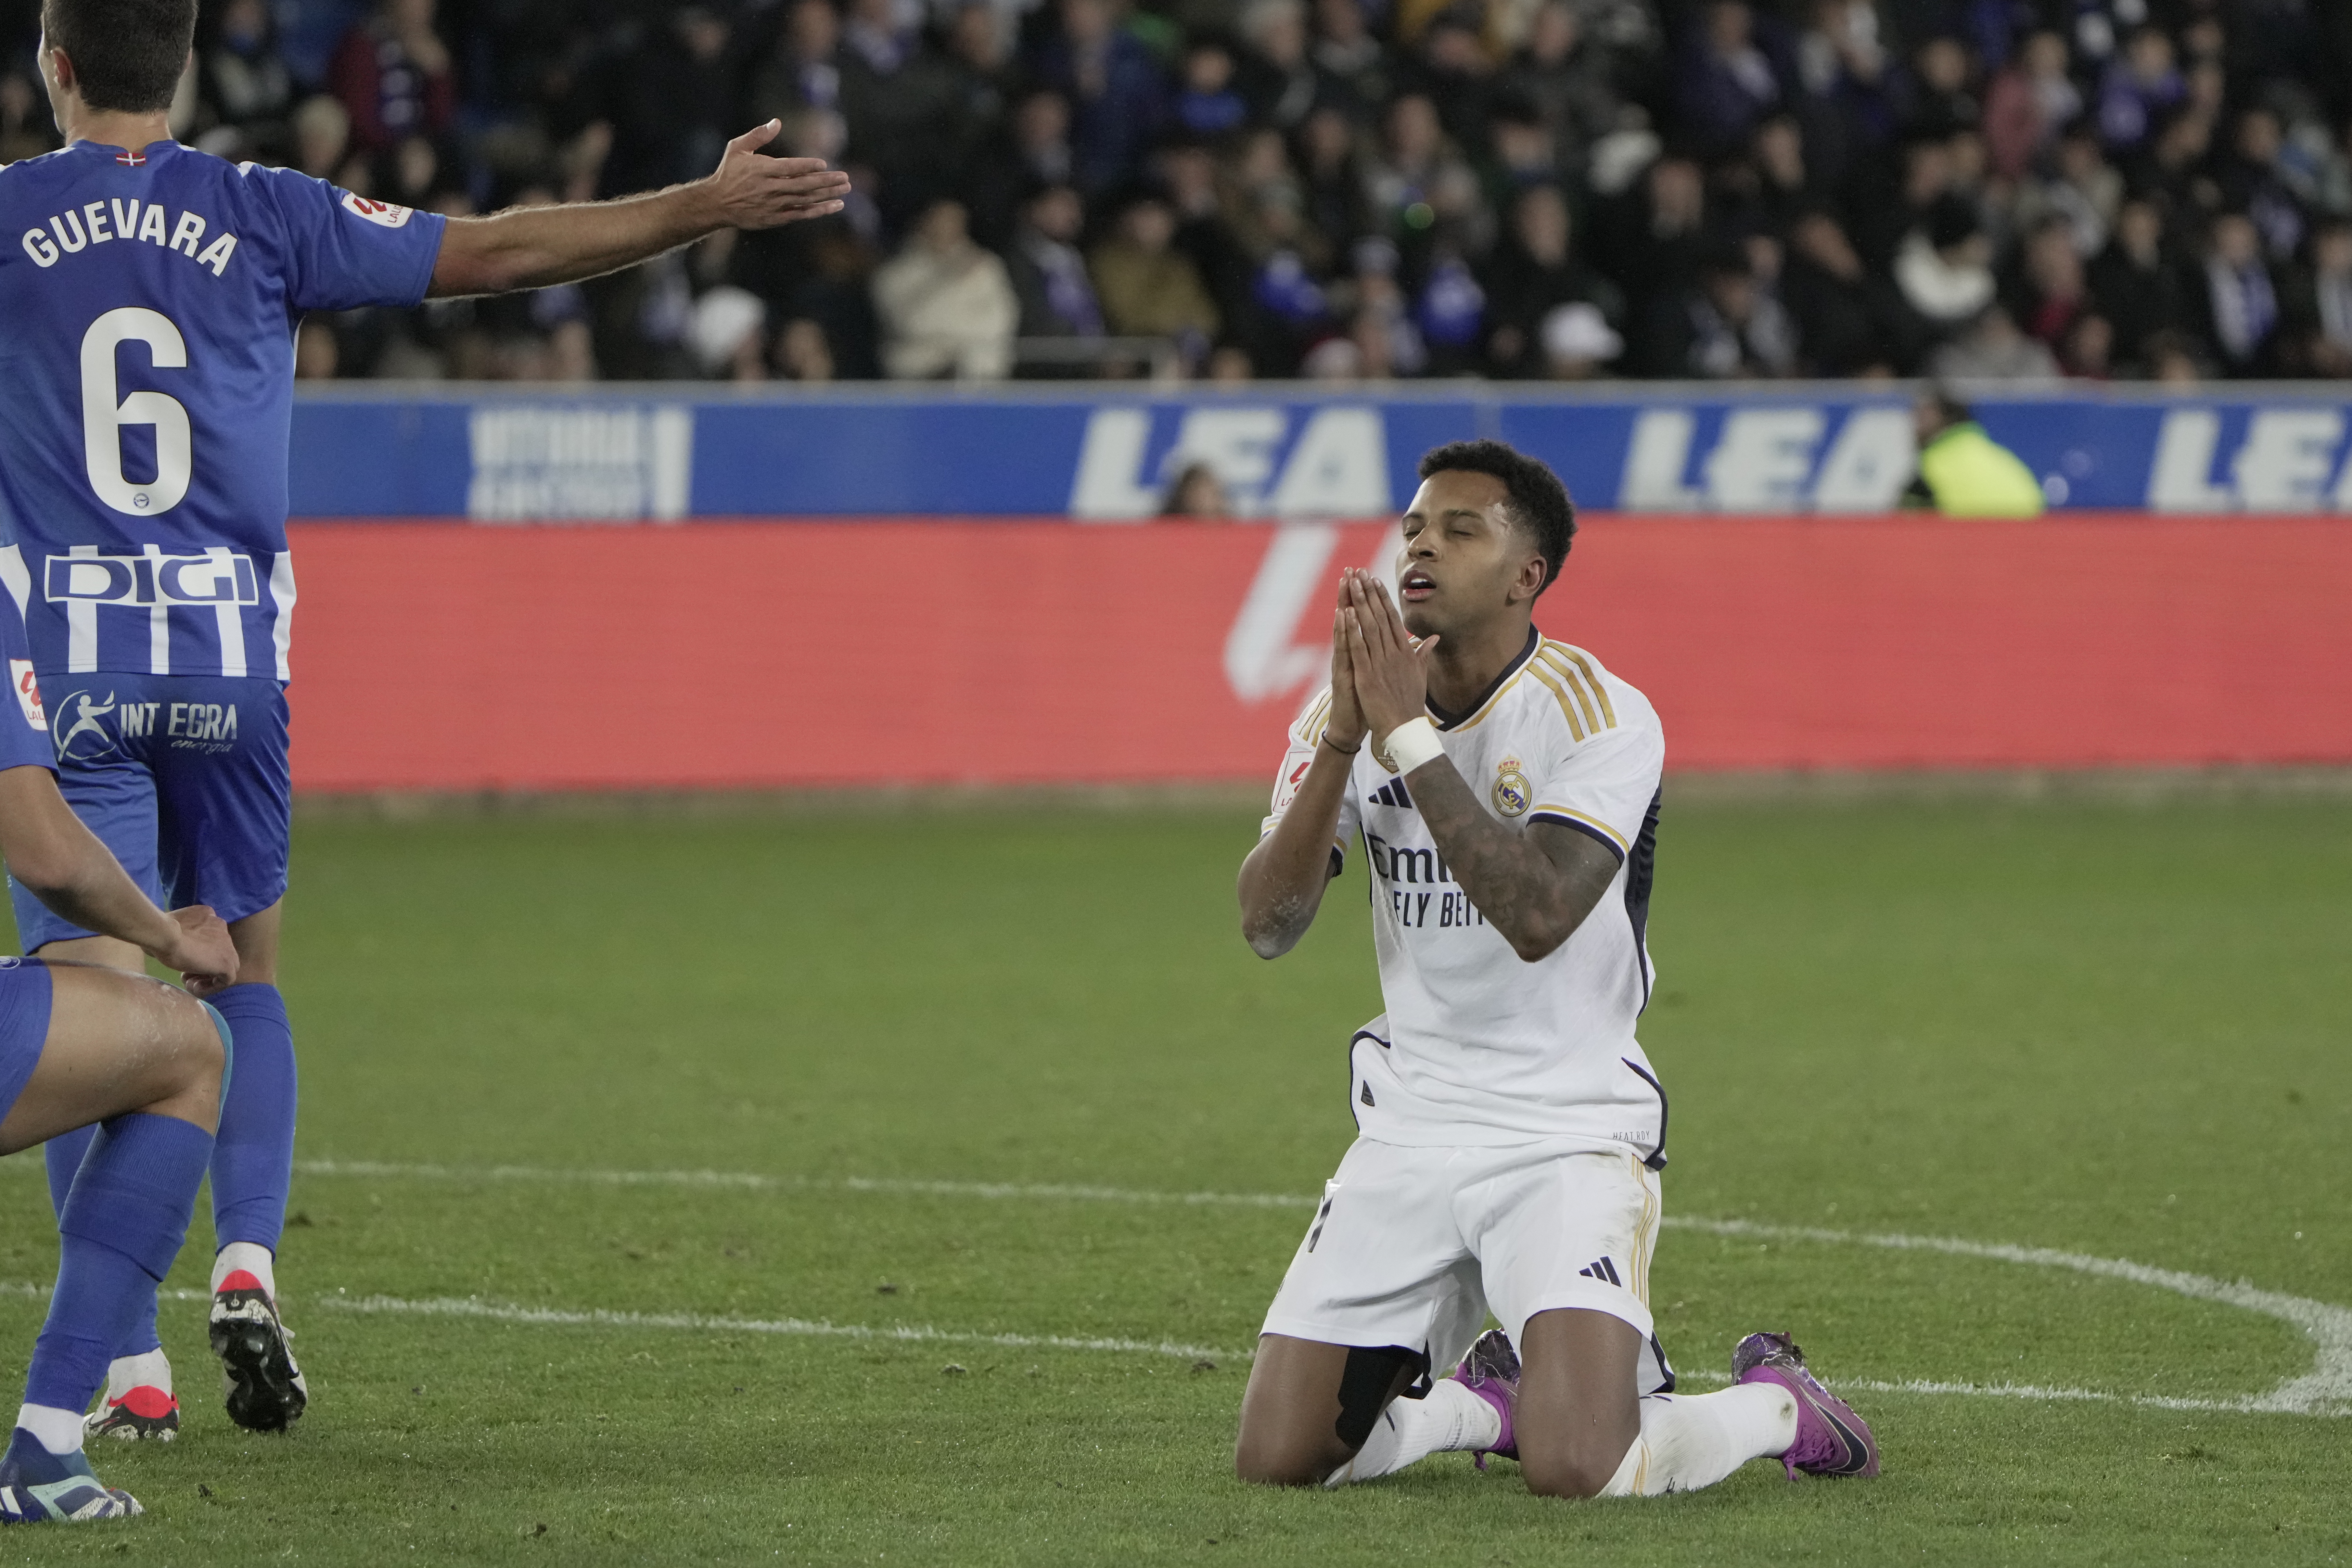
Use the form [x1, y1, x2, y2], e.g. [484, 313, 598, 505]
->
[1901, 390, 2047, 517]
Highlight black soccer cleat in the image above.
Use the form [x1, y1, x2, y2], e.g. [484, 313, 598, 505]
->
[209, 1271, 308, 1433]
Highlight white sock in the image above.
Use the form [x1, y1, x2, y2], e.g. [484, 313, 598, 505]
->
[1599, 1385, 1799, 1497]
[105, 1348, 172, 1400]
[1323, 1379, 1503, 1488]
[14, 1402, 85, 1456]
[212, 1242, 276, 1300]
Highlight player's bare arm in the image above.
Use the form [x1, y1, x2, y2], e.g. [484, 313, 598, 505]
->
[428, 122, 850, 298]
[0, 766, 236, 990]
[1237, 585, 1370, 958]
[1345, 570, 1619, 962]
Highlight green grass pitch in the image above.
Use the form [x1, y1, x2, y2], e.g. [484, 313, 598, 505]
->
[1, 792, 2347, 1564]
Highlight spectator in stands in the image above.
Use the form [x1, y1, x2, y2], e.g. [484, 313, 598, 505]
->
[1297, 105, 1371, 257]
[327, 0, 454, 158]
[1781, 207, 1916, 375]
[2190, 210, 2283, 377]
[0, 72, 53, 164]
[1312, 0, 1393, 118]
[1405, 12, 1495, 151]
[1480, 183, 1622, 378]
[874, 199, 1020, 379]
[747, 0, 846, 139]
[1006, 185, 1106, 344]
[1928, 302, 2059, 383]
[1900, 35, 1979, 140]
[2086, 198, 2186, 372]
[2013, 122, 2120, 260]
[2060, 312, 2113, 379]
[2095, 27, 2182, 155]
[196, 0, 293, 161]
[1648, 244, 1798, 379]
[2007, 216, 2088, 354]
[1032, 0, 1170, 195]
[775, 317, 837, 382]
[1895, 194, 1996, 332]
[2127, 105, 2217, 221]
[291, 93, 354, 183]
[967, 90, 1080, 247]
[1536, 302, 1622, 378]
[2213, 107, 2309, 264]
[1161, 462, 1234, 516]
[2288, 217, 2352, 377]
[595, 6, 740, 199]
[1677, 1, 1784, 161]
[1983, 31, 2077, 181]
[1501, 1, 1620, 181]
[1091, 194, 1222, 363]
[1175, 37, 1249, 138]
[1239, 0, 1319, 132]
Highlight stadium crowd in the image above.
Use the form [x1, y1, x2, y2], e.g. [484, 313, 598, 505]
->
[11, 0, 2350, 383]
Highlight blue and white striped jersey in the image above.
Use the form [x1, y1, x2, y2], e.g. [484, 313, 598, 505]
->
[0, 139, 445, 681]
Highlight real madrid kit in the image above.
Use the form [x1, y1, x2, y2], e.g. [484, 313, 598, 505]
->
[1256, 627, 1678, 1392]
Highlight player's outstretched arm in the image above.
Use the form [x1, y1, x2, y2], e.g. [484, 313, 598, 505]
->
[1238, 592, 1368, 959]
[428, 121, 850, 298]
[1343, 575, 1619, 962]
[0, 766, 238, 990]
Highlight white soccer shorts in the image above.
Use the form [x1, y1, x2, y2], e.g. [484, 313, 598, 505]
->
[1261, 1137, 1676, 1394]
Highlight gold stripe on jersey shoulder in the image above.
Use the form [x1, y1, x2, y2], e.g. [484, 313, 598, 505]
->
[1446, 670, 1529, 733]
[1536, 648, 1603, 735]
[1545, 643, 1618, 728]
[1530, 802, 1628, 851]
[1301, 690, 1334, 744]
[1526, 662, 1587, 741]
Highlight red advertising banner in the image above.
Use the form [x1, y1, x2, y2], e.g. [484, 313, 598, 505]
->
[284, 516, 2352, 793]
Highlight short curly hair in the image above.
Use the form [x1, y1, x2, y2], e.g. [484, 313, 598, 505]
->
[1415, 439, 1578, 597]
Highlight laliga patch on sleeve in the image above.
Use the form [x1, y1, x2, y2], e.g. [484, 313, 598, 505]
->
[10, 659, 46, 731]
[340, 192, 415, 228]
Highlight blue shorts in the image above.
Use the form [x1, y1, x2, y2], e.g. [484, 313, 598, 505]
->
[0, 958, 55, 1123]
[9, 674, 290, 951]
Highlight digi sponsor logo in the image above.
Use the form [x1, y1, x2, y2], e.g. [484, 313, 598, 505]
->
[467, 406, 694, 522]
[52, 690, 238, 760]
[44, 546, 259, 608]
[1071, 405, 1391, 520]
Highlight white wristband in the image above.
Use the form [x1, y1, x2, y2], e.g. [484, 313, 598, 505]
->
[1383, 716, 1445, 775]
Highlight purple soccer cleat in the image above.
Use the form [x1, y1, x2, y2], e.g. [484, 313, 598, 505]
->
[1732, 1332, 1881, 1479]
[1451, 1328, 1519, 1469]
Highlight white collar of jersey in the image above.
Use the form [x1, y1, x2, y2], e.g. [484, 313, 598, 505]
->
[1426, 625, 1542, 732]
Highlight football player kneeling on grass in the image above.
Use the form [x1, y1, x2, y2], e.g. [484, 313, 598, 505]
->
[0, 612, 239, 1522]
[1234, 440, 1880, 1497]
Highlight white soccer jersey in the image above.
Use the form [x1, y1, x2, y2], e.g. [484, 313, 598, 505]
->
[1262, 628, 1668, 1155]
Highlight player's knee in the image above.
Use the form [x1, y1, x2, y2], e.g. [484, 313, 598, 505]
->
[167, 994, 228, 1100]
[1518, 1439, 1626, 1499]
[1233, 1440, 1332, 1487]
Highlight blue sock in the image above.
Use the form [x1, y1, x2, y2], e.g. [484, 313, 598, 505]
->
[43, 1126, 160, 1361]
[25, 1113, 213, 1416]
[205, 984, 293, 1251]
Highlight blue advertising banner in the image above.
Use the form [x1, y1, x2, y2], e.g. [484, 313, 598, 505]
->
[287, 384, 2352, 520]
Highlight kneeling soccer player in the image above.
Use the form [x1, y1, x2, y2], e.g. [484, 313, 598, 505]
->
[0, 641, 238, 1521]
[1232, 440, 1879, 1497]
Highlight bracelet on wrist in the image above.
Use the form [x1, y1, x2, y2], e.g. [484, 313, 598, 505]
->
[1320, 733, 1362, 757]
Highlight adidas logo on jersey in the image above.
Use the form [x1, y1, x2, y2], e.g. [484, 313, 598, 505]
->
[1577, 1255, 1623, 1287]
[1368, 778, 1414, 810]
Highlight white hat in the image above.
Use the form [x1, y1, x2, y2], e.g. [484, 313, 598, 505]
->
[1540, 302, 1623, 363]
[688, 286, 767, 374]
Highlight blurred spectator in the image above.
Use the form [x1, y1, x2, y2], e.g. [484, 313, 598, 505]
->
[1175, 37, 1249, 137]
[2013, 123, 2120, 260]
[291, 95, 354, 182]
[1677, 1, 1785, 161]
[1032, 0, 1169, 195]
[1894, 195, 1996, 329]
[1239, 0, 1319, 132]
[1983, 31, 2077, 180]
[196, 0, 294, 160]
[2061, 312, 2113, 379]
[2006, 216, 2088, 352]
[2087, 198, 2187, 369]
[2095, 28, 2182, 154]
[1006, 185, 1106, 341]
[1502, 2, 1621, 180]
[1313, 0, 1394, 116]
[1091, 196, 1222, 360]
[1900, 35, 1979, 140]
[596, 7, 740, 198]
[1648, 245, 1798, 379]
[2289, 218, 2352, 377]
[0, 73, 57, 163]
[774, 317, 837, 382]
[1781, 208, 1917, 375]
[1160, 462, 1233, 516]
[327, 0, 454, 157]
[2190, 210, 2282, 376]
[874, 200, 1020, 379]
[690, 287, 770, 380]
[1927, 303, 2061, 383]
[2213, 107, 2308, 263]
[1537, 302, 1623, 378]
[1480, 184, 1622, 377]
[747, 0, 846, 135]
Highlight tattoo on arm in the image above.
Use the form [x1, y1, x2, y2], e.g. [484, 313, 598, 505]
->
[1405, 760, 1622, 961]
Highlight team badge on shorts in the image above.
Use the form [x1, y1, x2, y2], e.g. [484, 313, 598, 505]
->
[1492, 756, 1531, 817]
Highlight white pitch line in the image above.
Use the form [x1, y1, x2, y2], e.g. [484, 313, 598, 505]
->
[288, 1159, 1318, 1209]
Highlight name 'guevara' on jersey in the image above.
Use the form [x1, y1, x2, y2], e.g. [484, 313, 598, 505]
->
[1262, 630, 1669, 1158]
[0, 140, 446, 682]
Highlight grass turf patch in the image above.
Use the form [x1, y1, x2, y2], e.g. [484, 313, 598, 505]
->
[1, 793, 2347, 1563]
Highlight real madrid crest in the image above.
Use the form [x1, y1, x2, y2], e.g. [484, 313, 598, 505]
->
[1492, 755, 1531, 817]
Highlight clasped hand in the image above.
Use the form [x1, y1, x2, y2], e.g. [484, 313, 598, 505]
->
[1323, 569, 1438, 752]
